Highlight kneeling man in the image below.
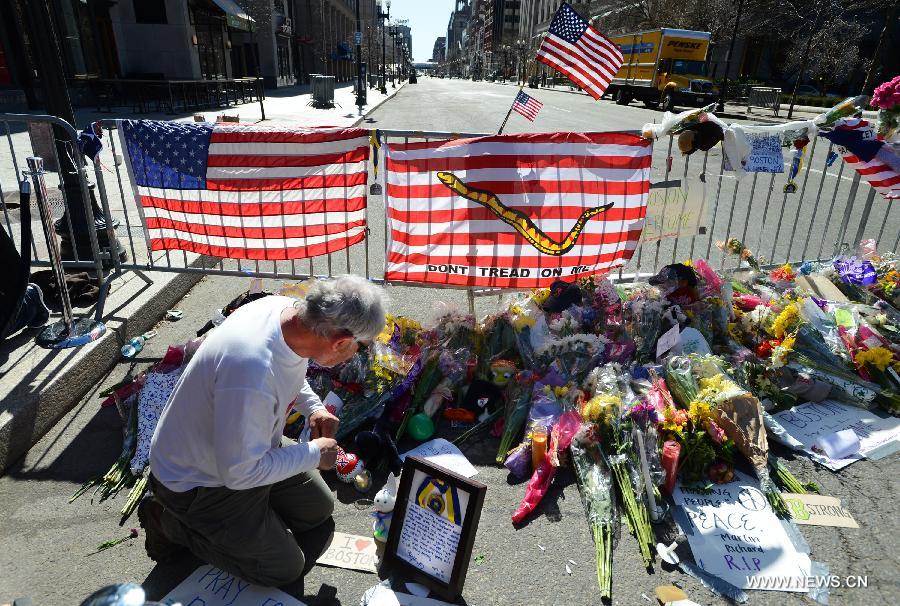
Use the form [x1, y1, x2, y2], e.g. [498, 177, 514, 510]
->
[141, 275, 387, 595]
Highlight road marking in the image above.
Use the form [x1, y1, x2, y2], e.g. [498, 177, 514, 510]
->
[807, 167, 855, 182]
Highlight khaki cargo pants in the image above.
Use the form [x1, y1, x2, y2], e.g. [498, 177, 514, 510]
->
[150, 470, 335, 588]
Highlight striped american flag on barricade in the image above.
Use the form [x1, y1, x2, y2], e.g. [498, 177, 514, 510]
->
[512, 91, 544, 122]
[536, 2, 623, 100]
[820, 118, 899, 200]
[119, 120, 370, 260]
[384, 131, 653, 288]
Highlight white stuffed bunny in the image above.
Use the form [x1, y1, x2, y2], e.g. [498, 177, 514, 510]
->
[372, 472, 399, 543]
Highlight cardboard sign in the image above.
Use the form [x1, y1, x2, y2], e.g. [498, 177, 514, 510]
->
[770, 400, 900, 470]
[782, 493, 859, 528]
[361, 584, 456, 606]
[160, 565, 306, 606]
[316, 532, 378, 573]
[400, 439, 478, 478]
[673, 471, 812, 592]
[384, 456, 486, 601]
[642, 178, 708, 243]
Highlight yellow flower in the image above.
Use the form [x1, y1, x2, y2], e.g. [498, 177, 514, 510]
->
[509, 304, 536, 330]
[376, 315, 397, 344]
[856, 346, 895, 372]
[688, 400, 715, 425]
[771, 304, 800, 339]
[531, 288, 551, 306]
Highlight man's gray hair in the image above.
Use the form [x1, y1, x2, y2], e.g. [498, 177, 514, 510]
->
[294, 275, 388, 341]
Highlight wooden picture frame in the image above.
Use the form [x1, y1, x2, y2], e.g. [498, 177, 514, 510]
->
[382, 456, 487, 601]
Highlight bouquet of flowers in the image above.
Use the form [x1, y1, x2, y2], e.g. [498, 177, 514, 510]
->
[571, 428, 617, 599]
[583, 364, 655, 567]
[872, 75, 900, 142]
[716, 238, 761, 271]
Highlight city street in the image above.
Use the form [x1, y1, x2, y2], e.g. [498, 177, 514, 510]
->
[1, 77, 898, 606]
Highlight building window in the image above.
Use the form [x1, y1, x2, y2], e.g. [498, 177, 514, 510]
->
[134, 0, 168, 24]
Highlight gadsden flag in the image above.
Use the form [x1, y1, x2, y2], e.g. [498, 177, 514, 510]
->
[384, 132, 652, 288]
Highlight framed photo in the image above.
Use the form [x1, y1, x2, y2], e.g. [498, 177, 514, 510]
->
[382, 456, 487, 601]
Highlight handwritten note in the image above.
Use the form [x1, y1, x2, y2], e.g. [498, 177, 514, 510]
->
[160, 565, 306, 606]
[396, 503, 462, 584]
[673, 471, 811, 592]
[316, 532, 378, 573]
[744, 134, 785, 173]
[642, 178, 707, 243]
[770, 400, 900, 470]
[400, 439, 478, 478]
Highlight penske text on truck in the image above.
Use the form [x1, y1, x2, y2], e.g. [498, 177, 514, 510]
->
[606, 29, 716, 111]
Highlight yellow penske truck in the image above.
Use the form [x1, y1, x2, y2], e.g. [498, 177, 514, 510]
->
[605, 29, 717, 111]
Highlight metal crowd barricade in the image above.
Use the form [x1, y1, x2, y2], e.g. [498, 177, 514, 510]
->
[2, 115, 899, 318]
[747, 87, 782, 117]
[0, 113, 122, 321]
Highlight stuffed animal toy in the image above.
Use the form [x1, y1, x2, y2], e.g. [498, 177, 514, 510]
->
[677, 121, 724, 156]
[372, 472, 399, 543]
[354, 418, 403, 475]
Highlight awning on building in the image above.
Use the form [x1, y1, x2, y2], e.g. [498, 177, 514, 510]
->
[211, 0, 255, 32]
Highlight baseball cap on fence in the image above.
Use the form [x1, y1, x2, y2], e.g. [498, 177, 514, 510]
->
[649, 264, 698, 287]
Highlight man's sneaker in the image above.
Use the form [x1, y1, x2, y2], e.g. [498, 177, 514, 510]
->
[26, 284, 50, 328]
[136, 496, 186, 563]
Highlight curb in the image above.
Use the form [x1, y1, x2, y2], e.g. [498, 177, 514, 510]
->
[0, 265, 204, 474]
[352, 82, 406, 126]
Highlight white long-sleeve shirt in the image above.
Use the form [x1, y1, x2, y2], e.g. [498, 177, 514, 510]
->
[150, 296, 326, 492]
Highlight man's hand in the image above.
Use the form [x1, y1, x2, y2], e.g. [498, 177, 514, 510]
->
[312, 437, 338, 470]
[308, 409, 340, 440]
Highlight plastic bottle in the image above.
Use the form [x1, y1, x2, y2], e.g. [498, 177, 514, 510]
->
[121, 336, 145, 359]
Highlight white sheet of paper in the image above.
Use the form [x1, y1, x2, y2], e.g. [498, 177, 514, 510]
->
[656, 324, 681, 359]
[400, 438, 478, 478]
[364, 585, 455, 606]
[160, 565, 307, 606]
[771, 400, 900, 470]
[673, 471, 811, 592]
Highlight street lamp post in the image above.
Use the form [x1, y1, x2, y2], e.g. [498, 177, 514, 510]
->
[375, 0, 390, 94]
[389, 27, 397, 87]
[355, 0, 365, 110]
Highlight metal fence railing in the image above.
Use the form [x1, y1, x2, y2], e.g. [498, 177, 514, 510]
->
[2, 113, 898, 316]
[747, 87, 782, 117]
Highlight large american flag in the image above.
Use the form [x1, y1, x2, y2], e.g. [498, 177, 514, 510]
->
[820, 118, 899, 200]
[119, 121, 369, 260]
[512, 91, 544, 122]
[384, 132, 652, 288]
[536, 3, 623, 100]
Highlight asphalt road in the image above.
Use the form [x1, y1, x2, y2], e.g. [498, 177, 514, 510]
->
[1, 78, 899, 606]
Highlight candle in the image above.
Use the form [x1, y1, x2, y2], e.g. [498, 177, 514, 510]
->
[661, 440, 681, 495]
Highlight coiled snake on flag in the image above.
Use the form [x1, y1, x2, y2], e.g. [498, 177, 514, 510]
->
[436, 171, 613, 256]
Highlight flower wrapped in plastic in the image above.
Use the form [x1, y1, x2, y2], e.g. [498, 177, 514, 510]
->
[623, 287, 666, 363]
[570, 428, 617, 599]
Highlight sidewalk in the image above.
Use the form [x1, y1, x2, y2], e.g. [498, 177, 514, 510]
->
[0, 80, 407, 473]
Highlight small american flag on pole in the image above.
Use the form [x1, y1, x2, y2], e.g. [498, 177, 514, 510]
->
[119, 121, 369, 260]
[512, 91, 544, 122]
[536, 2, 623, 100]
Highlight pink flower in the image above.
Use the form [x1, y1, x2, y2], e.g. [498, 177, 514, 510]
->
[706, 420, 726, 445]
[872, 76, 900, 110]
